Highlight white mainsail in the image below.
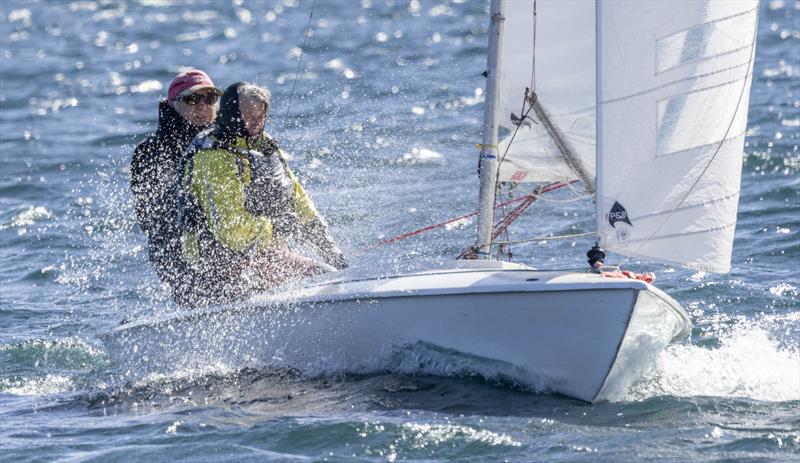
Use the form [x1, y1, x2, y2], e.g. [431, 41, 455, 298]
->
[492, 0, 757, 273]
[595, 0, 758, 272]
[495, 0, 595, 185]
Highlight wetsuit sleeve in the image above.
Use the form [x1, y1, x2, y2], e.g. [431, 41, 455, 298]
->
[190, 149, 275, 253]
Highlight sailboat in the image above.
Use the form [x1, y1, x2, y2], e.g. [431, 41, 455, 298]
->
[107, 0, 759, 402]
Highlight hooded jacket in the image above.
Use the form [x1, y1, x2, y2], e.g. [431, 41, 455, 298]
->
[131, 101, 211, 303]
[132, 101, 205, 233]
[178, 83, 346, 290]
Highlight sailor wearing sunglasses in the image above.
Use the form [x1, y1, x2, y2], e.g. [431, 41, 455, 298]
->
[172, 89, 219, 126]
[131, 69, 223, 304]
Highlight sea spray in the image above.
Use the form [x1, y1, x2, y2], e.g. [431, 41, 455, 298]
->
[628, 321, 800, 402]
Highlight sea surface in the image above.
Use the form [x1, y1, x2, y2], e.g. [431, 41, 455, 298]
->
[1, 1, 798, 462]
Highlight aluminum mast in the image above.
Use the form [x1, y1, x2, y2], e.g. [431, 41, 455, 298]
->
[474, 0, 505, 259]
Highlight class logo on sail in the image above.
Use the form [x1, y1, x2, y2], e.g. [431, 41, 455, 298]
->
[608, 201, 633, 228]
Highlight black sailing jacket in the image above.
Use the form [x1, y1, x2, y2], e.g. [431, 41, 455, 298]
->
[130, 101, 211, 304]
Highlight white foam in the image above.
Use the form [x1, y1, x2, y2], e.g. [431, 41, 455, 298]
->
[0, 374, 73, 396]
[629, 323, 800, 402]
[0, 206, 53, 230]
[399, 423, 521, 448]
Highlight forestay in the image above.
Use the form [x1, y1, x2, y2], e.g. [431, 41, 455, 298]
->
[495, 0, 596, 185]
[596, 0, 758, 273]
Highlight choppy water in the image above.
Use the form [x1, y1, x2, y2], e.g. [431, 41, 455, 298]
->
[1, 1, 798, 461]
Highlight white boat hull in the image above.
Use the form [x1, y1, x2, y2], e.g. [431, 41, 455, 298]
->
[106, 261, 690, 403]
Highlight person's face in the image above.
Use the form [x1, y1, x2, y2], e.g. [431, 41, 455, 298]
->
[172, 88, 218, 126]
[239, 96, 267, 139]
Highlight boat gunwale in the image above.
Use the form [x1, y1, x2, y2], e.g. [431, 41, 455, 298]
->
[112, 276, 672, 334]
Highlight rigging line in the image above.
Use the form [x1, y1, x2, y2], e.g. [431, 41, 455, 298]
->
[530, 195, 589, 203]
[489, 2, 538, 244]
[492, 186, 542, 240]
[456, 181, 571, 259]
[493, 0, 538, 173]
[562, 177, 592, 197]
[282, 0, 317, 131]
[618, 8, 760, 268]
[358, 185, 566, 255]
[497, 189, 536, 261]
[496, 183, 512, 259]
[456, 180, 573, 259]
[489, 91, 535, 258]
[492, 231, 595, 246]
[497, 183, 527, 260]
[532, 0, 537, 91]
[496, 91, 536, 169]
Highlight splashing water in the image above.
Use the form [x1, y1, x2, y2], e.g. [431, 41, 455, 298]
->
[629, 321, 800, 402]
[1, 0, 798, 461]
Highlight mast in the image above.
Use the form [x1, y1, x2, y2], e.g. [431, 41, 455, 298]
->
[594, 0, 604, 243]
[475, 0, 505, 259]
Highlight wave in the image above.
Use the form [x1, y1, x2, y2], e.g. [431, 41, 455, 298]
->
[0, 205, 53, 230]
[628, 320, 800, 402]
[4, 312, 797, 406]
[0, 337, 109, 396]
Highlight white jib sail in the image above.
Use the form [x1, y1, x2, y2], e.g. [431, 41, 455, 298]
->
[495, 0, 596, 184]
[596, 0, 758, 273]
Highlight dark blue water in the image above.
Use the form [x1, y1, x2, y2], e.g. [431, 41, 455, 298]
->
[1, 1, 798, 461]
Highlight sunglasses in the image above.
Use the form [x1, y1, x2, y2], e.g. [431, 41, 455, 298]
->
[180, 93, 218, 106]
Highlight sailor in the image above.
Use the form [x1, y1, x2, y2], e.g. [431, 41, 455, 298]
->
[130, 69, 222, 303]
[177, 82, 347, 301]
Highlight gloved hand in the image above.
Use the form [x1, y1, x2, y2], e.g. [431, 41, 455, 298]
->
[298, 218, 348, 270]
[322, 246, 349, 270]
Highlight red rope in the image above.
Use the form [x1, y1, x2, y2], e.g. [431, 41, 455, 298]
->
[355, 180, 577, 257]
[492, 187, 540, 240]
[371, 209, 480, 247]
[457, 180, 576, 259]
[493, 180, 574, 238]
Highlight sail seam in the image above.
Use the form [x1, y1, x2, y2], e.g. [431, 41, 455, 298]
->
[549, 61, 752, 119]
[605, 251, 734, 274]
[653, 6, 758, 42]
[603, 66, 753, 106]
[616, 5, 760, 269]
[656, 44, 755, 76]
[654, 75, 753, 103]
[615, 221, 736, 244]
[627, 190, 740, 222]
[656, 130, 746, 158]
[654, 6, 758, 75]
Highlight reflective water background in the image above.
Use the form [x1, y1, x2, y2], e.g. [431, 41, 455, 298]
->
[1, 1, 798, 461]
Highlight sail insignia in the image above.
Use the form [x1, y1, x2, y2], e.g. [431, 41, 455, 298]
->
[607, 201, 632, 228]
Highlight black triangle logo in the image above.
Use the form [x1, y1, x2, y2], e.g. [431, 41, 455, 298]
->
[608, 201, 633, 228]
